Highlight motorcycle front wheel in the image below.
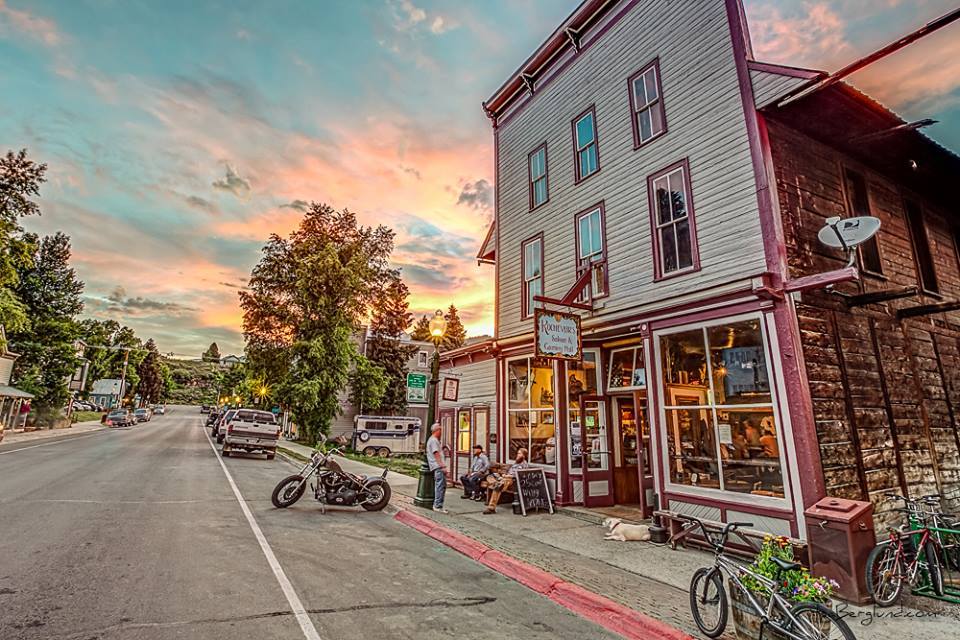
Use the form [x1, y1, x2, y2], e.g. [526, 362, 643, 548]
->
[271, 475, 307, 508]
[360, 479, 391, 511]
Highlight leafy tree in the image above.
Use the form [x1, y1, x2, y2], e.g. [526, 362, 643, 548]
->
[240, 203, 392, 444]
[365, 273, 416, 414]
[442, 304, 467, 351]
[135, 339, 164, 405]
[78, 319, 144, 399]
[202, 342, 221, 362]
[0, 149, 46, 335]
[9, 232, 84, 423]
[410, 314, 431, 342]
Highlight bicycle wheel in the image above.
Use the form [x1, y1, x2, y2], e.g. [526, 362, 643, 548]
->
[689, 567, 727, 638]
[789, 603, 855, 640]
[865, 542, 903, 607]
[923, 541, 944, 596]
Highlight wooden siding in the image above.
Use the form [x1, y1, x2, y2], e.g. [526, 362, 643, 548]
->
[749, 69, 807, 109]
[495, 0, 765, 340]
[769, 117, 960, 525]
[439, 359, 497, 411]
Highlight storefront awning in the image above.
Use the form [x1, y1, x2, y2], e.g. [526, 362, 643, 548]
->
[0, 385, 33, 399]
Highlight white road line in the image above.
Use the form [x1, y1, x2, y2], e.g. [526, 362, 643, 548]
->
[0, 432, 106, 455]
[204, 428, 323, 640]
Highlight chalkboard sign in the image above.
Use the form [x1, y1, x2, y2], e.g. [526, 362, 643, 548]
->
[515, 468, 554, 516]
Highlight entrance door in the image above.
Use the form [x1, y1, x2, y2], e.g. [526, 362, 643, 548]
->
[577, 398, 614, 507]
[439, 409, 455, 479]
[612, 396, 641, 504]
[635, 393, 654, 517]
[473, 407, 491, 463]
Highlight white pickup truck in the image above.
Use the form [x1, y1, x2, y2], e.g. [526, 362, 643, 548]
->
[221, 409, 279, 460]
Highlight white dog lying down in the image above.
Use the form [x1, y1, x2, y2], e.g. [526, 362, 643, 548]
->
[602, 517, 651, 541]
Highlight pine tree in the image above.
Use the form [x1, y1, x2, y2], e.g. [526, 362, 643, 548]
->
[365, 274, 416, 414]
[410, 314, 431, 341]
[136, 339, 164, 405]
[202, 342, 221, 362]
[442, 304, 467, 351]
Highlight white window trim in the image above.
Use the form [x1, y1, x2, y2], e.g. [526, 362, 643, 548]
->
[652, 311, 792, 510]
[606, 345, 647, 392]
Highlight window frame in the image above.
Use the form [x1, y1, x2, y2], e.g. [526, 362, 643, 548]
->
[457, 409, 472, 453]
[521, 233, 544, 320]
[417, 350, 428, 368]
[903, 197, 939, 295]
[574, 202, 609, 300]
[627, 57, 667, 148]
[505, 355, 557, 470]
[527, 142, 549, 210]
[648, 158, 701, 281]
[571, 105, 600, 184]
[606, 345, 647, 392]
[840, 165, 884, 276]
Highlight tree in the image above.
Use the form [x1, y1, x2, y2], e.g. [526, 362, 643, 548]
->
[410, 314, 431, 342]
[240, 203, 393, 444]
[78, 319, 145, 399]
[442, 304, 467, 351]
[365, 273, 416, 414]
[202, 342, 221, 362]
[136, 339, 164, 405]
[9, 232, 84, 422]
[0, 149, 46, 335]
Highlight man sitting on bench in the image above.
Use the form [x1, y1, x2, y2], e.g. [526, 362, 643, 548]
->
[483, 448, 529, 515]
[460, 444, 490, 501]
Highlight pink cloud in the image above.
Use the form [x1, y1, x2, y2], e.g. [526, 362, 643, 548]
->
[0, 0, 61, 46]
[746, 2, 849, 68]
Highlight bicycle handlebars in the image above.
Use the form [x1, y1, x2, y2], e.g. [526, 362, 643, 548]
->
[676, 515, 754, 551]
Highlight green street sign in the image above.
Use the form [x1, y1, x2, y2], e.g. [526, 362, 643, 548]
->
[407, 372, 428, 403]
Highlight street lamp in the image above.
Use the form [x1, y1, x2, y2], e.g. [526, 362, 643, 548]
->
[414, 309, 446, 508]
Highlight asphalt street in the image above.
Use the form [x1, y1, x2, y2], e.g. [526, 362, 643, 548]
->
[0, 407, 618, 640]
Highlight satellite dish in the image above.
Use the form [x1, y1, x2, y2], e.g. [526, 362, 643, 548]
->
[817, 216, 881, 267]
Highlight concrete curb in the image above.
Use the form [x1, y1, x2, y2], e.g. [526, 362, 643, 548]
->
[393, 509, 692, 640]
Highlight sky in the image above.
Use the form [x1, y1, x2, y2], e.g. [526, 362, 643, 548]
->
[1, 0, 957, 358]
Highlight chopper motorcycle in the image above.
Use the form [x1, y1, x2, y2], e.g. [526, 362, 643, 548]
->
[271, 435, 392, 512]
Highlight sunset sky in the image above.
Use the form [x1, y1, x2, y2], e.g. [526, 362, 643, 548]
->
[1, 0, 957, 357]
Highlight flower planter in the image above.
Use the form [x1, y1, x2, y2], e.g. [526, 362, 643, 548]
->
[729, 582, 831, 640]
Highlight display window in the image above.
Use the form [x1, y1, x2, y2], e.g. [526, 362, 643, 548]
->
[607, 345, 646, 391]
[567, 351, 605, 473]
[507, 356, 556, 466]
[658, 316, 786, 500]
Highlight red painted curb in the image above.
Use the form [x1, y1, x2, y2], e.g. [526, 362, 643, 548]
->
[393, 509, 693, 640]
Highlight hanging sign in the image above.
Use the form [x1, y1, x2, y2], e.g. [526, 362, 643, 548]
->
[535, 309, 582, 361]
[441, 377, 460, 402]
[406, 372, 428, 403]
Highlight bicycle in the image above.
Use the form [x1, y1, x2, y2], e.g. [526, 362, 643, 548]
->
[865, 494, 948, 605]
[682, 515, 855, 640]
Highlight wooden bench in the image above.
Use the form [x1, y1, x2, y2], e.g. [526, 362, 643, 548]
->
[655, 509, 807, 563]
[478, 464, 517, 505]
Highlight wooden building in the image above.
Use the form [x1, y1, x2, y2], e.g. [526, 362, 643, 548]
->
[474, 0, 959, 538]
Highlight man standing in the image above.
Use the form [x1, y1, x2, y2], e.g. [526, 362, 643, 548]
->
[460, 444, 490, 500]
[426, 422, 448, 514]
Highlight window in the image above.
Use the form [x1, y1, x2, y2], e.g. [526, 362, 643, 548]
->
[457, 410, 471, 453]
[417, 351, 428, 368]
[904, 199, 938, 294]
[659, 318, 784, 500]
[649, 160, 699, 278]
[568, 351, 606, 473]
[607, 346, 646, 390]
[629, 59, 666, 147]
[528, 144, 548, 209]
[507, 357, 556, 466]
[575, 204, 608, 298]
[572, 106, 599, 182]
[843, 168, 883, 274]
[521, 235, 543, 319]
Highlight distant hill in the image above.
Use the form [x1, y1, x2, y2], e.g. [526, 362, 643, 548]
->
[164, 358, 220, 405]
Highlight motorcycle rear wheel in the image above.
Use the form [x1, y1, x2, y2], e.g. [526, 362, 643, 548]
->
[361, 479, 391, 511]
[272, 475, 306, 508]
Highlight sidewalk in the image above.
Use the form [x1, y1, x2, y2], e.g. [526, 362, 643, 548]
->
[278, 441, 960, 639]
[1, 420, 105, 445]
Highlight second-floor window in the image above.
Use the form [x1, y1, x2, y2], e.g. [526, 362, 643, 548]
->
[843, 168, 883, 274]
[522, 235, 543, 319]
[629, 59, 666, 147]
[528, 144, 548, 209]
[904, 199, 939, 294]
[417, 351, 428, 368]
[576, 205, 608, 298]
[573, 107, 599, 182]
[649, 160, 699, 278]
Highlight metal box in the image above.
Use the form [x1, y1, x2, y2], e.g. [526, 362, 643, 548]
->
[804, 496, 875, 604]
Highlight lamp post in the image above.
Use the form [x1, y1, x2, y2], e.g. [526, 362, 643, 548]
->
[414, 309, 446, 508]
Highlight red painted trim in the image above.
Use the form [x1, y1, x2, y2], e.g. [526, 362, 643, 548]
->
[662, 490, 795, 520]
[782, 267, 858, 293]
[574, 201, 610, 299]
[746, 60, 824, 80]
[526, 142, 550, 211]
[647, 158, 701, 281]
[627, 57, 667, 149]
[571, 104, 601, 184]
[648, 299, 763, 332]
[520, 232, 545, 320]
[494, 126, 501, 341]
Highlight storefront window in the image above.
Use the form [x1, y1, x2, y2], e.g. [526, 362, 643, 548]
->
[608, 345, 646, 390]
[507, 357, 556, 466]
[567, 351, 605, 472]
[660, 318, 784, 498]
[457, 410, 471, 452]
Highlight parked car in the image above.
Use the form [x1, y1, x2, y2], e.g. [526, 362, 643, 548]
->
[153, 404, 165, 415]
[134, 408, 151, 423]
[104, 410, 135, 427]
[221, 409, 279, 459]
[201, 405, 212, 414]
[205, 409, 221, 427]
[73, 400, 97, 411]
[212, 409, 237, 443]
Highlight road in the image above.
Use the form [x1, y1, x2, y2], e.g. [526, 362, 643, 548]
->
[0, 407, 617, 640]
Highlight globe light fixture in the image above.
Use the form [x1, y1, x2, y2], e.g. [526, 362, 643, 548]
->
[428, 309, 447, 342]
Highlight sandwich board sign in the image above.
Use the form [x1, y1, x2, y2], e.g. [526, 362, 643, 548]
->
[535, 309, 582, 361]
[406, 372, 428, 403]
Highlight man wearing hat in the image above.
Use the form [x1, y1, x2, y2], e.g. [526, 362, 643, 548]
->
[460, 444, 490, 501]
[426, 422, 448, 513]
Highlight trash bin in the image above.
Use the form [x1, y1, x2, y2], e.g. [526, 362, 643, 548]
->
[804, 497, 875, 604]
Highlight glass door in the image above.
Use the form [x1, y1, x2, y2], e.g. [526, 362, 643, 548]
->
[580, 398, 613, 507]
[612, 397, 641, 505]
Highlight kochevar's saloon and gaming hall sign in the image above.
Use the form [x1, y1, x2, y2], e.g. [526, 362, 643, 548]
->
[534, 309, 582, 361]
